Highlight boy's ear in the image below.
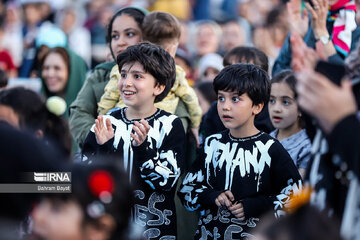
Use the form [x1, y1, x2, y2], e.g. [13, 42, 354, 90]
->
[154, 83, 166, 97]
[252, 102, 264, 115]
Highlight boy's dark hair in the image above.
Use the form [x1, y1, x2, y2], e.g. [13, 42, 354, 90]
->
[117, 42, 176, 103]
[0, 69, 8, 88]
[213, 63, 270, 106]
[271, 69, 297, 98]
[223, 46, 269, 72]
[142, 11, 181, 46]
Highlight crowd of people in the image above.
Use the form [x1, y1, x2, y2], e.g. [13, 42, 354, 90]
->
[0, 0, 359, 239]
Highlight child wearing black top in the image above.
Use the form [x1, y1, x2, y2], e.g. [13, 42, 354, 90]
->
[178, 63, 302, 239]
[82, 42, 185, 239]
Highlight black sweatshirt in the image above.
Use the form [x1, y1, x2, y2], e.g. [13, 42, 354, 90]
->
[82, 108, 186, 239]
[178, 130, 301, 239]
[306, 114, 360, 240]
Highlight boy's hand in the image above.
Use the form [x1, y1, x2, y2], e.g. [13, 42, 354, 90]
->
[228, 202, 245, 221]
[215, 190, 235, 208]
[131, 119, 150, 147]
[94, 115, 114, 145]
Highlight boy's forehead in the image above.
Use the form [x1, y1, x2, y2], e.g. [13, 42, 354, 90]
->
[218, 89, 243, 96]
[121, 61, 145, 72]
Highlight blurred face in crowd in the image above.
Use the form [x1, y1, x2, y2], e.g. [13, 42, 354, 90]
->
[23, 3, 42, 25]
[42, 52, 69, 95]
[110, 14, 142, 59]
[222, 21, 245, 52]
[195, 24, 219, 57]
[0, 105, 19, 128]
[202, 67, 220, 82]
[32, 198, 85, 240]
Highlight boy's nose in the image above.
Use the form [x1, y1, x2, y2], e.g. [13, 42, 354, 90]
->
[222, 102, 231, 111]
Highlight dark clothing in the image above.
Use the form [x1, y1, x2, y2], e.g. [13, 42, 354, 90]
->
[307, 114, 360, 240]
[178, 130, 302, 239]
[199, 101, 274, 145]
[82, 108, 186, 239]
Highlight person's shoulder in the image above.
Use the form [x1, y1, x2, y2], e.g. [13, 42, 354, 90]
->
[156, 109, 180, 122]
[204, 130, 227, 144]
[94, 61, 117, 71]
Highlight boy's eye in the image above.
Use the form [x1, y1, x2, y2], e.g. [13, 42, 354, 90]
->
[269, 99, 275, 104]
[218, 96, 225, 102]
[134, 74, 141, 79]
[232, 97, 240, 102]
[111, 34, 119, 40]
[121, 73, 127, 78]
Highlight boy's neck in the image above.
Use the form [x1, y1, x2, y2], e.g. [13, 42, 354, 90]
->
[125, 105, 158, 120]
[276, 122, 302, 141]
[229, 124, 259, 139]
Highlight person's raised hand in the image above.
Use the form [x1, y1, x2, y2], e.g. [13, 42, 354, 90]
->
[306, 0, 329, 40]
[291, 32, 319, 71]
[287, 0, 309, 38]
[94, 115, 114, 145]
[131, 119, 150, 147]
[296, 69, 357, 133]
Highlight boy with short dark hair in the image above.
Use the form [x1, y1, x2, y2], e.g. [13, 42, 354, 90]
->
[178, 63, 301, 239]
[199, 46, 273, 145]
[82, 42, 185, 239]
[98, 11, 202, 142]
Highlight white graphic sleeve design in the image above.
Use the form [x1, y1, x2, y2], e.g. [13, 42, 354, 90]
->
[133, 115, 185, 191]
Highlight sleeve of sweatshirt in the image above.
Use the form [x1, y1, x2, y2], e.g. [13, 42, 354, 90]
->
[174, 65, 202, 128]
[177, 136, 222, 212]
[327, 114, 360, 178]
[97, 65, 121, 115]
[132, 116, 186, 191]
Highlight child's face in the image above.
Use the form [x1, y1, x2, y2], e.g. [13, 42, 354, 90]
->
[42, 52, 69, 94]
[222, 22, 246, 52]
[203, 67, 220, 82]
[110, 14, 142, 59]
[269, 82, 300, 130]
[32, 198, 85, 240]
[118, 61, 164, 111]
[217, 90, 262, 137]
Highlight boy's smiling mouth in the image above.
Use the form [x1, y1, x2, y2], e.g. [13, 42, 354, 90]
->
[123, 90, 137, 96]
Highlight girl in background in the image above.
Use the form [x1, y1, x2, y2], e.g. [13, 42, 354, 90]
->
[268, 70, 311, 178]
